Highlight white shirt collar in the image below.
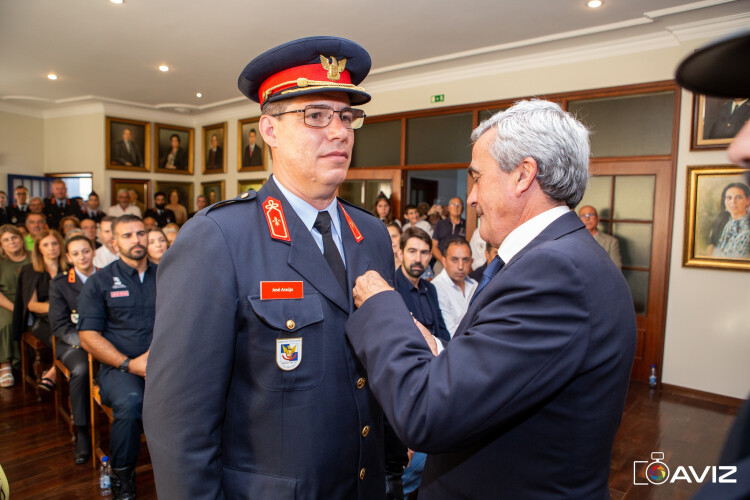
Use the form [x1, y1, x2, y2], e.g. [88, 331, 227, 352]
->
[272, 175, 343, 241]
[74, 267, 95, 285]
[498, 206, 570, 264]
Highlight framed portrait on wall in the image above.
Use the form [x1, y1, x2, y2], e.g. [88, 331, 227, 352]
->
[106, 117, 150, 172]
[155, 181, 194, 215]
[238, 178, 267, 194]
[238, 117, 267, 172]
[155, 123, 194, 174]
[691, 95, 750, 150]
[201, 180, 225, 206]
[683, 165, 750, 271]
[110, 178, 151, 212]
[202, 122, 227, 174]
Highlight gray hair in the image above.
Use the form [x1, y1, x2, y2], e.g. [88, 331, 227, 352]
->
[471, 99, 590, 208]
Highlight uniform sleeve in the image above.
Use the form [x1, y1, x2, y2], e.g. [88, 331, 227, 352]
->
[49, 279, 80, 346]
[346, 248, 590, 453]
[143, 214, 238, 500]
[77, 277, 106, 332]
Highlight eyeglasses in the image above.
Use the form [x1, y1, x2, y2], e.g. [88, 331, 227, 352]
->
[579, 214, 597, 220]
[272, 105, 366, 130]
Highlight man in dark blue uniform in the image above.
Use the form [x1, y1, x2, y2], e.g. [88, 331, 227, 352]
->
[79, 214, 156, 500]
[43, 179, 81, 230]
[142, 192, 176, 227]
[144, 36, 405, 500]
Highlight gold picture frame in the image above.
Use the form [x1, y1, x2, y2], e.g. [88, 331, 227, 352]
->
[155, 181, 194, 215]
[154, 123, 194, 175]
[201, 180, 226, 206]
[202, 122, 227, 174]
[691, 95, 750, 150]
[238, 117, 267, 172]
[238, 178, 267, 194]
[106, 117, 150, 172]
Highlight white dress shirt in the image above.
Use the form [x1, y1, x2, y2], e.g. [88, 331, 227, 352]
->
[431, 269, 477, 338]
[93, 245, 118, 269]
[498, 206, 570, 264]
[402, 220, 433, 238]
[108, 204, 142, 218]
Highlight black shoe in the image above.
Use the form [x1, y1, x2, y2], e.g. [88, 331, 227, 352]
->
[111, 466, 136, 500]
[73, 431, 91, 464]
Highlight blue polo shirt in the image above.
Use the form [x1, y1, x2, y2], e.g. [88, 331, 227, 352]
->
[77, 259, 157, 360]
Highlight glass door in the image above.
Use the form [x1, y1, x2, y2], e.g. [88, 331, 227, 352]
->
[339, 169, 402, 219]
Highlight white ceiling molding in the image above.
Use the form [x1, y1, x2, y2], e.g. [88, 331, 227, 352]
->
[0, 101, 45, 119]
[370, 17, 654, 77]
[367, 32, 678, 95]
[667, 12, 750, 41]
[644, 0, 738, 18]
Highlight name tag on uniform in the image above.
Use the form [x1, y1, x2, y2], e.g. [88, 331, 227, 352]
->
[260, 281, 303, 300]
[110, 290, 130, 298]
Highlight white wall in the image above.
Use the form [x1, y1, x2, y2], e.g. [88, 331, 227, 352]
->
[0, 108, 45, 179]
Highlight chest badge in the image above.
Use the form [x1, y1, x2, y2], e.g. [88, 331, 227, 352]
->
[276, 338, 302, 371]
[263, 197, 291, 242]
[338, 202, 363, 243]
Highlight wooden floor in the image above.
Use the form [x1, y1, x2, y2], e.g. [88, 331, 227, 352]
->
[0, 379, 738, 499]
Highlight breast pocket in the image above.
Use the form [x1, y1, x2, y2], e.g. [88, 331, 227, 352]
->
[247, 291, 325, 391]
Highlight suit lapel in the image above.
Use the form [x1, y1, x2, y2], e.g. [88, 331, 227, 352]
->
[338, 204, 369, 313]
[260, 179, 350, 312]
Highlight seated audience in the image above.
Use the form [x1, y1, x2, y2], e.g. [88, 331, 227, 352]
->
[402, 204, 433, 236]
[0, 225, 31, 388]
[13, 229, 67, 392]
[147, 228, 169, 265]
[165, 190, 187, 226]
[143, 216, 157, 231]
[93, 216, 118, 269]
[373, 193, 400, 227]
[79, 218, 101, 249]
[432, 238, 477, 337]
[108, 189, 141, 218]
[24, 213, 47, 251]
[59, 215, 81, 237]
[80, 192, 105, 223]
[143, 192, 176, 228]
[49, 234, 96, 464]
[28, 196, 45, 215]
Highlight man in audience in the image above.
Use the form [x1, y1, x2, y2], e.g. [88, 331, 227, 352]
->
[395, 227, 451, 343]
[80, 218, 101, 249]
[24, 213, 46, 250]
[144, 36, 405, 499]
[8, 185, 30, 225]
[28, 196, 44, 215]
[578, 205, 621, 269]
[108, 189, 142, 218]
[142, 216, 157, 231]
[93, 216, 119, 268]
[469, 242, 497, 282]
[44, 179, 80, 229]
[431, 196, 466, 264]
[81, 192, 105, 222]
[143, 192, 176, 227]
[346, 99, 636, 498]
[79, 215, 156, 500]
[128, 189, 145, 216]
[188, 195, 208, 219]
[432, 238, 477, 337]
[402, 204, 433, 236]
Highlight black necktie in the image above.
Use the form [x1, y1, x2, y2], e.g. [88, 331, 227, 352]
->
[313, 211, 347, 293]
[471, 256, 505, 304]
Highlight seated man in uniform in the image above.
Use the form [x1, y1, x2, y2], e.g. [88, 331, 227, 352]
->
[79, 215, 156, 500]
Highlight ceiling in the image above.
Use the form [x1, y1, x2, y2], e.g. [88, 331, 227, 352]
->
[1, 0, 748, 115]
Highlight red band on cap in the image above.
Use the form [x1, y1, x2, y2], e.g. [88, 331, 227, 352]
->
[258, 63, 352, 104]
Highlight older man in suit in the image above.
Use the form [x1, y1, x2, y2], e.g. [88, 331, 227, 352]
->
[347, 99, 636, 499]
[143, 36, 405, 500]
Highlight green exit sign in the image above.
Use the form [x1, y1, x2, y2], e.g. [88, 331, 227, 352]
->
[430, 94, 445, 103]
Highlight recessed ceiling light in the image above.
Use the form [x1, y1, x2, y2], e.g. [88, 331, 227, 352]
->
[110, 0, 124, 4]
[196, 92, 203, 98]
[159, 65, 169, 72]
[587, 0, 602, 7]
[47, 73, 58, 80]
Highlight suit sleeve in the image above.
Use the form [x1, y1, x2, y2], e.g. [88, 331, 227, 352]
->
[49, 280, 80, 347]
[346, 247, 590, 453]
[143, 214, 237, 500]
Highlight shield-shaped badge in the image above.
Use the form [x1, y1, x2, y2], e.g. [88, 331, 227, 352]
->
[276, 338, 302, 371]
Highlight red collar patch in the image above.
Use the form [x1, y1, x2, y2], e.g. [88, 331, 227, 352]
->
[338, 202, 363, 243]
[263, 197, 291, 242]
[68, 268, 76, 283]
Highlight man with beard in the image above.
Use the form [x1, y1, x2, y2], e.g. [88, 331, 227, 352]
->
[395, 227, 451, 343]
[143, 192, 176, 228]
[79, 215, 156, 500]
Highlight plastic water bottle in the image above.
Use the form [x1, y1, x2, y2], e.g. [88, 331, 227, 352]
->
[649, 364, 658, 388]
[99, 455, 112, 496]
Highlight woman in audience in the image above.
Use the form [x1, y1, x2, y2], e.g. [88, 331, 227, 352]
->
[373, 194, 400, 227]
[59, 216, 81, 237]
[386, 222, 402, 270]
[49, 234, 95, 463]
[166, 190, 188, 226]
[13, 229, 66, 391]
[708, 182, 750, 258]
[0, 225, 30, 388]
[147, 228, 169, 265]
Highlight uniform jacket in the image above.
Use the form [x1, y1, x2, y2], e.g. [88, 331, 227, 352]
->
[49, 268, 85, 347]
[143, 177, 397, 500]
[142, 207, 176, 227]
[346, 212, 637, 499]
[79, 209, 106, 223]
[43, 197, 80, 230]
[8, 204, 29, 225]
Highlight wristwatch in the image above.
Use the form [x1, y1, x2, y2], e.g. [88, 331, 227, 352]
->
[118, 358, 131, 373]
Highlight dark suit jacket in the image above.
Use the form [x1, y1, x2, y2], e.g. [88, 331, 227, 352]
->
[705, 100, 750, 139]
[143, 208, 176, 227]
[159, 147, 188, 169]
[242, 144, 263, 167]
[346, 211, 637, 499]
[143, 176, 398, 499]
[43, 197, 81, 230]
[8, 204, 29, 225]
[111, 140, 144, 167]
[205, 146, 223, 170]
